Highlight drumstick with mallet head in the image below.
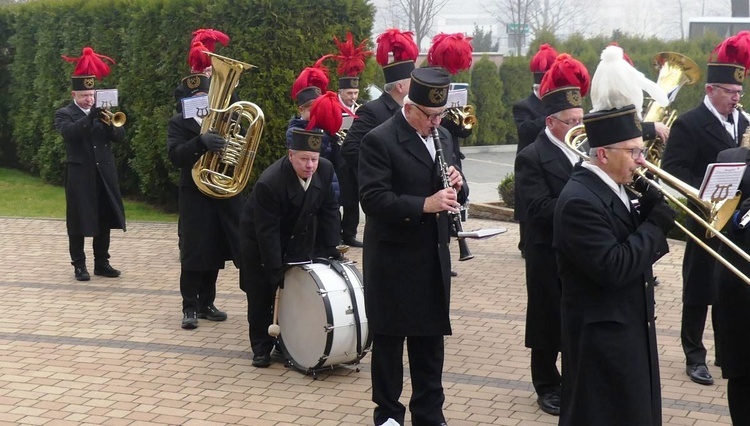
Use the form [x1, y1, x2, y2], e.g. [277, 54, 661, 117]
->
[268, 286, 281, 337]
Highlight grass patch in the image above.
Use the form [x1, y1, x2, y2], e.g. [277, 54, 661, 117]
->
[0, 168, 177, 222]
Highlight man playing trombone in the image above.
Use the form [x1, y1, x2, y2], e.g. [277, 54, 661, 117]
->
[662, 31, 750, 385]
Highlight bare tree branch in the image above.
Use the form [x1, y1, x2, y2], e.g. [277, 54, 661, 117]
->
[395, 0, 451, 49]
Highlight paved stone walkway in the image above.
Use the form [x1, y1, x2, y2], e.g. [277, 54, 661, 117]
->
[0, 217, 731, 425]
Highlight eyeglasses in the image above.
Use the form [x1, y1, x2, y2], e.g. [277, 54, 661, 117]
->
[605, 147, 645, 159]
[412, 104, 448, 121]
[711, 85, 745, 98]
[550, 116, 583, 126]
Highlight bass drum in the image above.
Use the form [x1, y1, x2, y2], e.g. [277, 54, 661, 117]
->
[277, 258, 370, 373]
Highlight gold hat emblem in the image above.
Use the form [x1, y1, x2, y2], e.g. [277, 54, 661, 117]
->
[735, 67, 745, 84]
[351, 79, 359, 88]
[83, 77, 95, 89]
[428, 87, 448, 105]
[186, 75, 201, 89]
[565, 90, 582, 107]
[308, 135, 322, 151]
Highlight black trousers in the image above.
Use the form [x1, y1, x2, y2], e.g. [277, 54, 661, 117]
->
[681, 303, 720, 365]
[180, 269, 219, 313]
[531, 348, 561, 396]
[68, 230, 111, 267]
[518, 220, 527, 254]
[728, 376, 750, 424]
[341, 204, 360, 240]
[371, 333, 446, 426]
[244, 278, 275, 357]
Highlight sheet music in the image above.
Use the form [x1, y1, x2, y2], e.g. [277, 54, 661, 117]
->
[95, 89, 119, 108]
[340, 115, 354, 131]
[446, 89, 468, 108]
[182, 95, 210, 120]
[698, 162, 746, 202]
[457, 228, 507, 239]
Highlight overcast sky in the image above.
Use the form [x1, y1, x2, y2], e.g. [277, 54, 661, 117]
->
[370, 0, 735, 48]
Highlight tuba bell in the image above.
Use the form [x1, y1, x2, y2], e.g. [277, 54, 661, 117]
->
[192, 52, 265, 199]
[642, 52, 701, 165]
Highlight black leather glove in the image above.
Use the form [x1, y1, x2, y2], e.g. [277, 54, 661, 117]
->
[200, 132, 227, 152]
[268, 267, 285, 290]
[646, 202, 676, 235]
[88, 106, 102, 123]
[739, 198, 750, 218]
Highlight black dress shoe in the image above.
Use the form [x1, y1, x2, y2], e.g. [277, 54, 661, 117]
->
[198, 304, 227, 321]
[450, 270, 458, 277]
[181, 311, 198, 330]
[74, 266, 90, 281]
[686, 363, 714, 385]
[537, 392, 561, 415]
[252, 353, 271, 368]
[94, 263, 121, 278]
[343, 237, 364, 248]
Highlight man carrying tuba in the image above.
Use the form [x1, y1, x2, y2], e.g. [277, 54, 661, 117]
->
[662, 31, 750, 387]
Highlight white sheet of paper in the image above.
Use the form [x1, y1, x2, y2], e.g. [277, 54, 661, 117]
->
[182, 95, 210, 120]
[698, 162, 746, 201]
[340, 115, 354, 131]
[457, 228, 507, 239]
[96, 89, 119, 108]
[447, 89, 468, 108]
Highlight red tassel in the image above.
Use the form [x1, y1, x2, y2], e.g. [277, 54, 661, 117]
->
[539, 54, 591, 97]
[61, 46, 115, 79]
[712, 31, 750, 74]
[428, 32, 473, 75]
[188, 41, 212, 73]
[306, 91, 355, 135]
[376, 28, 418, 66]
[530, 44, 558, 74]
[333, 32, 373, 77]
[291, 55, 333, 99]
[191, 28, 230, 52]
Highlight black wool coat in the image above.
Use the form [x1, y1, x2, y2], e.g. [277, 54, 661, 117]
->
[553, 166, 668, 426]
[358, 112, 467, 336]
[514, 132, 574, 350]
[166, 114, 242, 271]
[512, 93, 546, 221]
[54, 102, 126, 236]
[661, 102, 749, 304]
[341, 91, 401, 173]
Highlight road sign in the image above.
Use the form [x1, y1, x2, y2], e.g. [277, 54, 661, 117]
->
[507, 23, 529, 34]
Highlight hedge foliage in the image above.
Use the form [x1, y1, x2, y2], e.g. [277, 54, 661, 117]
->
[0, 0, 373, 209]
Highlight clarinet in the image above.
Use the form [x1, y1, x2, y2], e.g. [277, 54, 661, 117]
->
[432, 127, 474, 261]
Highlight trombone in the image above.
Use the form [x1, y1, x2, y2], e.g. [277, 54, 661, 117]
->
[565, 124, 750, 286]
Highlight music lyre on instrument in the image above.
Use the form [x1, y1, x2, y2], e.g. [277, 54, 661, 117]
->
[432, 126, 473, 261]
[564, 124, 750, 286]
[192, 52, 265, 199]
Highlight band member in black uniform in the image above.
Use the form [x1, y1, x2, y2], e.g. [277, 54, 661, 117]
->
[167, 73, 241, 330]
[715, 141, 750, 424]
[55, 46, 126, 281]
[239, 129, 342, 368]
[662, 32, 750, 385]
[554, 105, 673, 425]
[514, 53, 590, 416]
[359, 67, 467, 426]
[340, 28, 417, 176]
[513, 44, 558, 257]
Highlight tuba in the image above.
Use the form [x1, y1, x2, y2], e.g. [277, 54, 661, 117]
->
[192, 52, 265, 199]
[564, 124, 750, 286]
[642, 52, 701, 165]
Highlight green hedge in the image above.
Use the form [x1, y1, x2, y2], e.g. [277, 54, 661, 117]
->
[0, 0, 373, 209]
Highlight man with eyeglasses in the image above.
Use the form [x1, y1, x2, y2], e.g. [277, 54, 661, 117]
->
[554, 104, 674, 425]
[661, 34, 750, 387]
[514, 53, 589, 417]
[358, 67, 467, 426]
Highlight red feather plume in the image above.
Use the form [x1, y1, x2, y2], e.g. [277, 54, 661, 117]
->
[188, 41, 212, 73]
[376, 28, 419, 66]
[427, 32, 473, 75]
[61, 46, 115, 79]
[291, 55, 333, 99]
[539, 54, 591, 97]
[529, 43, 558, 74]
[712, 31, 750, 75]
[333, 32, 374, 77]
[306, 91, 355, 135]
[191, 28, 230, 52]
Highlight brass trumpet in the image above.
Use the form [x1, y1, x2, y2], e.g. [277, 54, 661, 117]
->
[445, 105, 477, 131]
[565, 124, 750, 285]
[100, 109, 126, 127]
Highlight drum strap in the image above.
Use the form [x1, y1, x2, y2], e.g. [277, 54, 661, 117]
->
[317, 258, 364, 356]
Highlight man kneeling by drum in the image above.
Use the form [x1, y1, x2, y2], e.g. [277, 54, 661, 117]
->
[239, 128, 343, 368]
